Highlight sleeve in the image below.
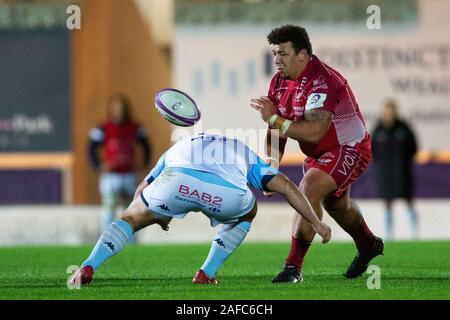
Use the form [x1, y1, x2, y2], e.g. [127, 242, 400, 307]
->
[247, 154, 280, 191]
[144, 151, 167, 184]
[304, 77, 338, 114]
[87, 126, 104, 169]
[136, 126, 151, 166]
[268, 74, 278, 104]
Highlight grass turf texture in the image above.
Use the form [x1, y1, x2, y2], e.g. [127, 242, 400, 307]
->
[0, 241, 448, 300]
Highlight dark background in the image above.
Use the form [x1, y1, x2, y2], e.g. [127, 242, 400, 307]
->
[0, 30, 70, 152]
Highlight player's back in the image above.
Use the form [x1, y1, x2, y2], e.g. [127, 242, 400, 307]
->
[164, 133, 257, 190]
[142, 133, 277, 226]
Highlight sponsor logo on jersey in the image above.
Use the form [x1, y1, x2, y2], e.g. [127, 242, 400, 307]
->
[292, 105, 304, 118]
[313, 75, 326, 86]
[312, 83, 329, 91]
[293, 77, 308, 101]
[278, 107, 287, 113]
[300, 76, 308, 88]
[276, 91, 283, 100]
[311, 76, 329, 92]
[305, 93, 327, 110]
[311, 94, 321, 103]
[318, 158, 333, 164]
[322, 151, 336, 159]
[337, 148, 360, 176]
[178, 185, 223, 207]
[294, 90, 304, 101]
[191, 133, 226, 142]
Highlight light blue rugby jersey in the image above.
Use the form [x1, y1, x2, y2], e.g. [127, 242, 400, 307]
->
[144, 133, 279, 191]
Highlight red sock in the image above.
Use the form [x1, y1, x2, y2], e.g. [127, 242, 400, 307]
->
[348, 218, 375, 253]
[285, 236, 311, 271]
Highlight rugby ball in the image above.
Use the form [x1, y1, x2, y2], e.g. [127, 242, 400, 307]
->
[154, 88, 201, 127]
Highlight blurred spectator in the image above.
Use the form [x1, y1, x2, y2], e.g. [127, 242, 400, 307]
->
[371, 99, 418, 239]
[88, 94, 151, 234]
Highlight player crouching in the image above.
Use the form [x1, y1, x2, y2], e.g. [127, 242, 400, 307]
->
[69, 133, 331, 286]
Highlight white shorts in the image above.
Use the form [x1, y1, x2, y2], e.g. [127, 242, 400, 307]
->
[100, 172, 137, 197]
[141, 167, 256, 227]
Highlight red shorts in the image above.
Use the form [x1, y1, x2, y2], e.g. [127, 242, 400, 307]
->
[303, 143, 371, 198]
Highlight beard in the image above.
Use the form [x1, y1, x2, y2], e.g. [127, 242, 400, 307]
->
[278, 68, 292, 80]
[280, 72, 293, 80]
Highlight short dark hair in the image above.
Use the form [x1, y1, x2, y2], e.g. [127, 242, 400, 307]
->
[267, 24, 312, 55]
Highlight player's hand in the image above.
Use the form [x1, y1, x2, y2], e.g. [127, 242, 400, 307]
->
[250, 96, 277, 123]
[313, 222, 332, 244]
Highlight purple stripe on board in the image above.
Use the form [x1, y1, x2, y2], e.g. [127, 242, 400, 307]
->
[253, 163, 450, 202]
[0, 170, 62, 204]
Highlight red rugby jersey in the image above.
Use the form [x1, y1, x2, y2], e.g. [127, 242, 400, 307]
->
[268, 55, 370, 158]
[101, 120, 140, 172]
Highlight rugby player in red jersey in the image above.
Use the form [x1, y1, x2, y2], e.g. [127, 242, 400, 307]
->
[251, 25, 384, 282]
[88, 94, 151, 233]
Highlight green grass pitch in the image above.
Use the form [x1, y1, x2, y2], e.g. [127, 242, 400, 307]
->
[0, 241, 448, 300]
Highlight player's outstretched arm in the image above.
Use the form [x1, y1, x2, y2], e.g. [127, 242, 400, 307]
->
[266, 173, 331, 243]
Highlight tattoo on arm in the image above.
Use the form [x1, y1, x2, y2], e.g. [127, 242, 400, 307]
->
[304, 109, 333, 122]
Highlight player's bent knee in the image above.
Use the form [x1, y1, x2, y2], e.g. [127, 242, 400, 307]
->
[301, 169, 337, 201]
[299, 182, 323, 204]
[119, 210, 157, 232]
[124, 215, 151, 232]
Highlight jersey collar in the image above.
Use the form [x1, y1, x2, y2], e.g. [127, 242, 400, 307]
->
[295, 55, 316, 82]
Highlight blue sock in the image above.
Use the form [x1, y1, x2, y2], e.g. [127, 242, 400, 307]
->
[385, 209, 393, 240]
[201, 221, 251, 279]
[81, 219, 134, 270]
[407, 207, 419, 238]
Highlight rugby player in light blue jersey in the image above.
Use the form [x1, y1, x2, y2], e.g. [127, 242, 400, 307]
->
[70, 133, 331, 285]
